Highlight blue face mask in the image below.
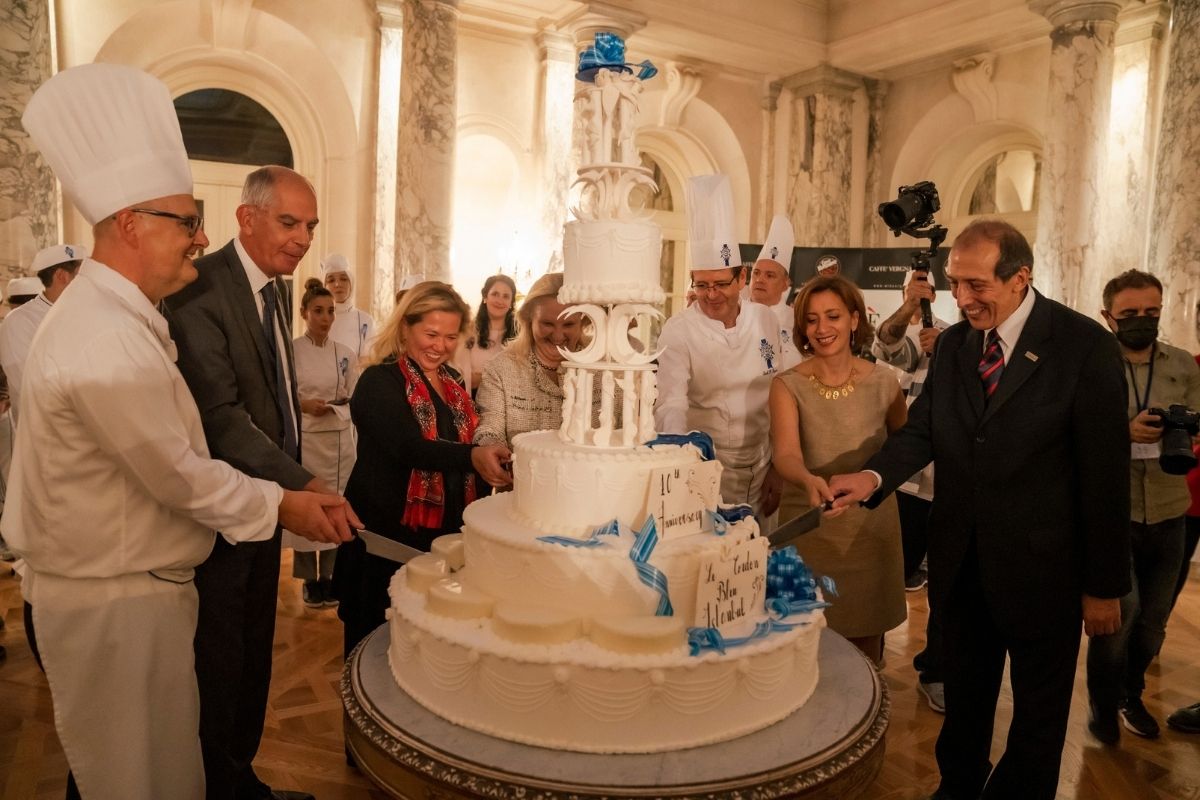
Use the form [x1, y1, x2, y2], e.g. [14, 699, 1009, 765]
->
[1114, 315, 1158, 351]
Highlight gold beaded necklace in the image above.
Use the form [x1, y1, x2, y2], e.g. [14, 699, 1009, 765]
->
[809, 368, 857, 400]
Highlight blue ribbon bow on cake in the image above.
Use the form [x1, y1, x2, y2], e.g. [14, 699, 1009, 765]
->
[576, 32, 657, 83]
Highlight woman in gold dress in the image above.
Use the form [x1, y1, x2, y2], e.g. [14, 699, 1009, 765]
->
[770, 275, 908, 664]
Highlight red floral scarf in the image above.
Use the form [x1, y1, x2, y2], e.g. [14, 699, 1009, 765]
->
[398, 356, 479, 529]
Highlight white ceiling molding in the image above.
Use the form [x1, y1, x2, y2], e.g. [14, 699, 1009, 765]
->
[952, 53, 999, 122]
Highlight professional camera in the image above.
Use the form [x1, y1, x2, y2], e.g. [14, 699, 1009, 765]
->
[877, 180, 947, 329]
[1147, 404, 1200, 475]
[878, 180, 942, 230]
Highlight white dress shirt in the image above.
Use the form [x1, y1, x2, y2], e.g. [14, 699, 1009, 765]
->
[233, 237, 299, 448]
[989, 285, 1037, 364]
[1, 259, 280, 579]
[0, 292, 52, 423]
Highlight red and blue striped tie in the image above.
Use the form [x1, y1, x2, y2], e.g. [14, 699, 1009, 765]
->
[978, 328, 1004, 398]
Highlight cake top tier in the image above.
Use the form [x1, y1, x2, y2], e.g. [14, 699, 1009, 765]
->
[571, 33, 658, 223]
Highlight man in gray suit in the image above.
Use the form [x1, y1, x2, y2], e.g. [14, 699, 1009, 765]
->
[167, 165, 356, 800]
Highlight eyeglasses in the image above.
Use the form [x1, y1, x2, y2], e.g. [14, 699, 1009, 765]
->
[129, 208, 204, 238]
[691, 278, 736, 293]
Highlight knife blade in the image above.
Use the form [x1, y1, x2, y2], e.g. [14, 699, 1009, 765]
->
[766, 506, 822, 550]
[358, 529, 428, 564]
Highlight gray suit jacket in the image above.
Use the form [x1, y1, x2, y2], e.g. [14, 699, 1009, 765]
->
[166, 239, 312, 490]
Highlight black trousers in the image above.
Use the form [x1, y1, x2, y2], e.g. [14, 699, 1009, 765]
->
[194, 531, 282, 800]
[333, 535, 397, 659]
[936, 547, 1080, 800]
[896, 490, 932, 578]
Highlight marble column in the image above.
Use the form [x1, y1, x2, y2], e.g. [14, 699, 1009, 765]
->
[1029, 0, 1124, 310]
[860, 79, 889, 247]
[1092, 3, 1167, 318]
[755, 83, 781, 242]
[1146, 0, 1200, 346]
[535, 29, 576, 273]
[373, 1, 404, 319]
[395, 0, 459, 283]
[0, 0, 58, 280]
[782, 65, 861, 247]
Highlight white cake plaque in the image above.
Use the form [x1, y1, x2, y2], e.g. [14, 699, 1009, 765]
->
[649, 461, 721, 541]
[694, 537, 769, 633]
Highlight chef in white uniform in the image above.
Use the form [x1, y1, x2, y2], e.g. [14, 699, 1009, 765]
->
[0, 243, 87, 424]
[8, 63, 353, 800]
[748, 214, 802, 371]
[655, 174, 784, 516]
[321, 252, 376, 359]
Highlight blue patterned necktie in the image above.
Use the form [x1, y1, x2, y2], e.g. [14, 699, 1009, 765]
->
[978, 328, 1004, 399]
[260, 283, 298, 459]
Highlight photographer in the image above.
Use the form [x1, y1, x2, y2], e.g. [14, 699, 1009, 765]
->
[871, 269, 950, 712]
[1086, 269, 1200, 743]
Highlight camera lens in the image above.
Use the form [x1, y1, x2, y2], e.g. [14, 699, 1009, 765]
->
[878, 193, 928, 229]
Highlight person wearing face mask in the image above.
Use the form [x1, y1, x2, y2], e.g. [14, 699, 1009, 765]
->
[1085, 269, 1200, 744]
[473, 272, 586, 449]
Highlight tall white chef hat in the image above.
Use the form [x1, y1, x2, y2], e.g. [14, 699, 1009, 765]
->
[686, 174, 739, 271]
[31, 243, 89, 274]
[398, 273, 427, 292]
[320, 253, 351, 278]
[21, 63, 192, 226]
[755, 215, 794, 271]
[6, 277, 44, 301]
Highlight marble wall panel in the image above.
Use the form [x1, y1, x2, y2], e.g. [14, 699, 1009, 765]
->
[373, 22, 403, 320]
[395, 0, 458, 283]
[0, 0, 58, 281]
[861, 80, 889, 247]
[1032, 19, 1116, 310]
[1146, 0, 1200, 347]
[537, 31, 575, 274]
[786, 89, 853, 247]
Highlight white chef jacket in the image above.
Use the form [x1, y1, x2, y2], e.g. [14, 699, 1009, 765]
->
[284, 334, 358, 553]
[655, 301, 783, 507]
[2, 258, 282, 799]
[0, 291, 52, 424]
[757, 295, 802, 371]
[331, 300, 375, 359]
[3, 259, 281, 574]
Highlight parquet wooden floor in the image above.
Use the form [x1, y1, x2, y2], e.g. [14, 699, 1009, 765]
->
[2, 554, 1198, 799]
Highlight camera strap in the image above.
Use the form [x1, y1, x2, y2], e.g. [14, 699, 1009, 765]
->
[1125, 342, 1157, 412]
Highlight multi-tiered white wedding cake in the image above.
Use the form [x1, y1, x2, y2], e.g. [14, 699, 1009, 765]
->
[386, 33, 826, 754]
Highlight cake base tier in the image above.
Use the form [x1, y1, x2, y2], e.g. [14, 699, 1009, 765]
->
[343, 625, 889, 799]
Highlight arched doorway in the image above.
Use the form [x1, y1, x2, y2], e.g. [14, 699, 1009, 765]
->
[174, 89, 294, 256]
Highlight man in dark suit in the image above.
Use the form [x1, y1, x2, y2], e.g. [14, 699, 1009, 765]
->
[168, 165, 357, 800]
[829, 219, 1130, 800]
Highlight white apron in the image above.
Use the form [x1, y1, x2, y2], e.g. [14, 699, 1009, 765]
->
[32, 570, 204, 800]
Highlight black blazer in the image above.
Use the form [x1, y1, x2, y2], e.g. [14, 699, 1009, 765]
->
[864, 290, 1131, 636]
[344, 360, 478, 549]
[166, 240, 312, 490]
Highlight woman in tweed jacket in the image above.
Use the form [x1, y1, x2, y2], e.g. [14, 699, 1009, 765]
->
[474, 272, 583, 448]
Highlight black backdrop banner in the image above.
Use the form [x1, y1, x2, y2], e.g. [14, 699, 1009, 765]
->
[738, 243, 949, 292]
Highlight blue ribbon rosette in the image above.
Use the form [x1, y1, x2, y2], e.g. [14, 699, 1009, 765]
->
[576, 32, 657, 83]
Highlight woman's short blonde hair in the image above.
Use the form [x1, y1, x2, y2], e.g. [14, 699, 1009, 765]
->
[507, 272, 564, 358]
[366, 280, 471, 367]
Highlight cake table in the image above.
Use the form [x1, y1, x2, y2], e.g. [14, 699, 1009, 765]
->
[342, 625, 889, 799]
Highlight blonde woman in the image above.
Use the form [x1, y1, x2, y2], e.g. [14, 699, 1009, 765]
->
[332, 281, 511, 655]
[473, 272, 584, 448]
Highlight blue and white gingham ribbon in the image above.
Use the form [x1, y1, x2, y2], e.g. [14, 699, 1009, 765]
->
[537, 518, 620, 548]
[687, 617, 800, 656]
[629, 515, 673, 616]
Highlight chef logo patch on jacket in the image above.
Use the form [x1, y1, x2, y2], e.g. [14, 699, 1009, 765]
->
[760, 338, 777, 374]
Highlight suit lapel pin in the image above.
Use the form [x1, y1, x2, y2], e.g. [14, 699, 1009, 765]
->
[1024, 351, 1039, 362]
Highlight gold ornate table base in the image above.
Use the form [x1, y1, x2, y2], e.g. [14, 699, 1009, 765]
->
[343, 627, 888, 799]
